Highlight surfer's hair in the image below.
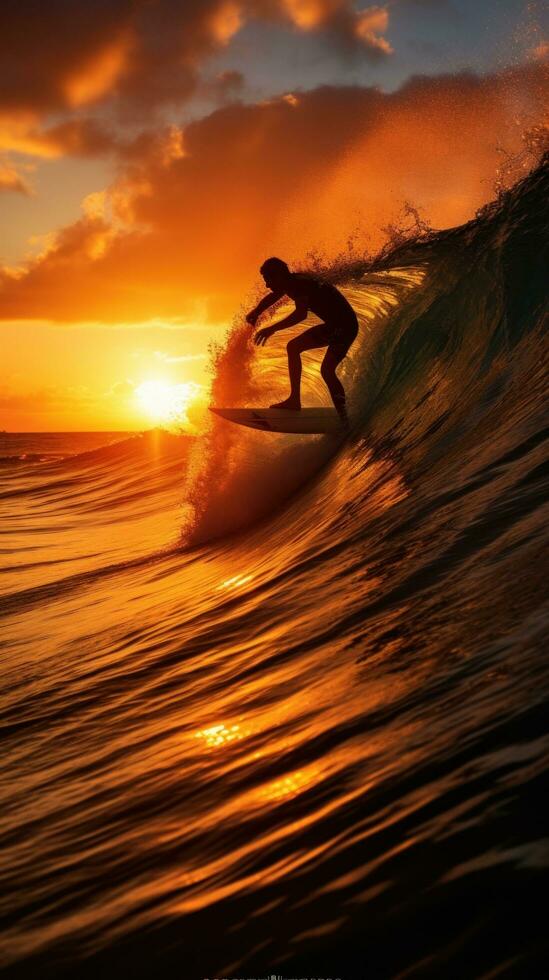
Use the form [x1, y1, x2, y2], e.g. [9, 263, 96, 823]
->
[260, 257, 290, 277]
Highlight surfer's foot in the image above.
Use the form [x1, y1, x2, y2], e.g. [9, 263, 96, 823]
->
[269, 397, 301, 411]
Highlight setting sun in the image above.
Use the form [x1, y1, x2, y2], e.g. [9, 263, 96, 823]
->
[135, 380, 200, 424]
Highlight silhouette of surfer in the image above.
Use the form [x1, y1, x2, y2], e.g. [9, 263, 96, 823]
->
[246, 257, 358, 424]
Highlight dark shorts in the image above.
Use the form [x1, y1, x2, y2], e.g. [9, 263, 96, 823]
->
[327, 314, 359, 352]
[296, 314, 358, 358]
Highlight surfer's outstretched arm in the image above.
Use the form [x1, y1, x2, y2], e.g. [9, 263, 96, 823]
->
[246, 291, 282, 326]
[254, 304, 308, 346]
[272, 304, 308, 332]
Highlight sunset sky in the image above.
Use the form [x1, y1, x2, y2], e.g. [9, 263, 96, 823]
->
[1, 0, 547, 431]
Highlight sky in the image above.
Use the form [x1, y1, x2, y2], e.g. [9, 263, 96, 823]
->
[1, 0, 547, 431]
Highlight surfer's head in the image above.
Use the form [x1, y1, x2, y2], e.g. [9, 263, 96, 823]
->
[260, 257, 290, 291]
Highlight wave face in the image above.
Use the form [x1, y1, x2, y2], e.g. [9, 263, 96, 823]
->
[1, 157, 548, 979]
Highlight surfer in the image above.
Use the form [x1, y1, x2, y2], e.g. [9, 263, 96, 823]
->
[246, 257, 358, 423]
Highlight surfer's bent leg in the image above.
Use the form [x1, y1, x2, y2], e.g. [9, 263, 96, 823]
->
[320, 347, 347, 418]
[320, 317, 358, 422]
[271, 324, 332, 410]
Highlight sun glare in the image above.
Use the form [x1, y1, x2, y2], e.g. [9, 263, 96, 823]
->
[135, 380, 200, 424]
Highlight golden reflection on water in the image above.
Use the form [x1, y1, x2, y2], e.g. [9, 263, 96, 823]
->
[261, 767, 317, 803]
[194, 722, 248, 747]
[217, 573, 254, 591]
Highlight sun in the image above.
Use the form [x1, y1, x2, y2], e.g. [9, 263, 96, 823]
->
[135, 380, 200, 424]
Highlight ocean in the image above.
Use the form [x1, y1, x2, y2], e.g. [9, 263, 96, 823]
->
[1, 156, 548, 979]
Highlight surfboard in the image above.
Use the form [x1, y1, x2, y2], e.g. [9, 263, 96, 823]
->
[210, 407, 343, 434]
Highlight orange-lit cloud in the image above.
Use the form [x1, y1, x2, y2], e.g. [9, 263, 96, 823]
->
[209, 1, 245, 43]
[354, 6, 393, 54]
[0, 115, 123, 162]
[0, 158, 32, 195]
[63, 33, 135, 108]
[0, 64, 546, 325]
[0, 114, 57, 159]
[279, 0, 392, 54]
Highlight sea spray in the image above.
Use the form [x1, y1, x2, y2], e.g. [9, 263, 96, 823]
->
[181, 299, 357, 543]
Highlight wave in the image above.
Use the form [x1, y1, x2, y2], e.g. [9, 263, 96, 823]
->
[0, 430, 194, 599]
[181, 151, 549, 543]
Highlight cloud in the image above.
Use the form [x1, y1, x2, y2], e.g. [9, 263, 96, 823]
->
[42, 119, 124, 157]
[202, 70, 247, 105]
[0, 157, 32, 195]
[0, 115, 123, 161]
[272, 2, 393, 55]
[0, 63, 546, 325]
[354, 6, 393, 54]
[0, 1, 392, 123]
